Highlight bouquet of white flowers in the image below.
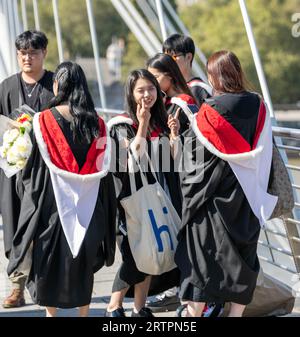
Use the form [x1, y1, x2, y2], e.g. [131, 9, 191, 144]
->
[0, 113, 33, 178]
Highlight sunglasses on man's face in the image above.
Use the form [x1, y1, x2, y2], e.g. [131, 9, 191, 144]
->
[166, 52, 185, 61]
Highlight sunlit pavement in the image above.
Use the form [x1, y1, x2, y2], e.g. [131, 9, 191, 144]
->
[0, 215, 174, 317]
[0, 215, 299, 317]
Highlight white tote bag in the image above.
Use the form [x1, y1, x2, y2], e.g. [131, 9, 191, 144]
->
[120, 152, 181, 275]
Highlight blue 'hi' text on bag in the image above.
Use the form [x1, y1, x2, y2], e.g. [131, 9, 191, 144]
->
[148, 207, 174, 252]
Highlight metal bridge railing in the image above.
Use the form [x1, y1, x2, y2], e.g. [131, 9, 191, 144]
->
[258, 126, 300, 285]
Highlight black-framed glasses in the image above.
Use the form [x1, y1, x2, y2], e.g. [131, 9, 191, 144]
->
[17, 49, 43, 58]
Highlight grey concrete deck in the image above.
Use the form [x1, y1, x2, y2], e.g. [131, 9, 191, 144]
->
[0, 215, 174, 317]
[0, 215, 299, 317]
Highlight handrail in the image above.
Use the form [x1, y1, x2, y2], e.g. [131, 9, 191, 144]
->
[97, 109, 300, 139]
[276, 144, 300, 152]
[272, 126, 300, 139]
[258, 256, 297, 274]
[258, 240, 295, 258]
[96, 108, 124, 116]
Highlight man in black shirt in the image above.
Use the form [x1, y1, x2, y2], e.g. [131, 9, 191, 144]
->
[0, 30, 54, 308]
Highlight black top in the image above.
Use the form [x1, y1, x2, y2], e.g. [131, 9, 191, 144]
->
[206, 91, 260, 147]
[0, 71, 54, 116]
[187, 77, 211, 107]
[166, 101, 190, 135]
[19, 71, 54, 112]
[0, 71, 54, 257]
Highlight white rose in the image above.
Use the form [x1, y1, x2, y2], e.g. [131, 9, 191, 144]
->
[6, 148, 19, 164]
[15, 158, 27, 169]
[3, 129, 20, 144]
[11, 133, 32, 158]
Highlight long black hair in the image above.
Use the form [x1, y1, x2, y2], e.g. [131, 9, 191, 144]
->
[146, 53, 194, 98]
[125, 69, 169, 134]
[49, 61, 99, 144]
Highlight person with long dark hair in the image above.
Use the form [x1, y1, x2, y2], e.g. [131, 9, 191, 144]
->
[175, 51, 275, 317]
[105, 69, 181, 317]
[147, 53, 198, 135]
[146, 53, 198, 313]
[7, 61, 117, 316]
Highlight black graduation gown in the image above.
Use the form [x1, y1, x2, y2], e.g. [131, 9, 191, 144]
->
[7, 110, 116, 308]
[110, 121, 181, 297]
[187, 77, 211, 107]
[166, 94, 197, 135]
[175, 92, 261, 305]
[166, 103, 190, 135]
[0, 71, 54, 258]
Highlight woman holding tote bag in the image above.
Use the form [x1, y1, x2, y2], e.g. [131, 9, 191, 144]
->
[106, 69, 182, 317]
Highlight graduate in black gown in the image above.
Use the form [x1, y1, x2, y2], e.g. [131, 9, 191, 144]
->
[0, 30, 54, 308]
[175, 51, 275, 317]
[162, 34, 212, 107]
[105, 69, 181, 317]
[147, 53, 197, 135]
[7, 62, 116, 317]
[146, 52, 199, 313]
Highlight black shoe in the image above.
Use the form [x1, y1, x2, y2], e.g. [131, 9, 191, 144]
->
[105, 307, 126, 317]
[131, 307, 154, 317]
[146, 294, 180, 313]
[176, 304, 187, 317]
